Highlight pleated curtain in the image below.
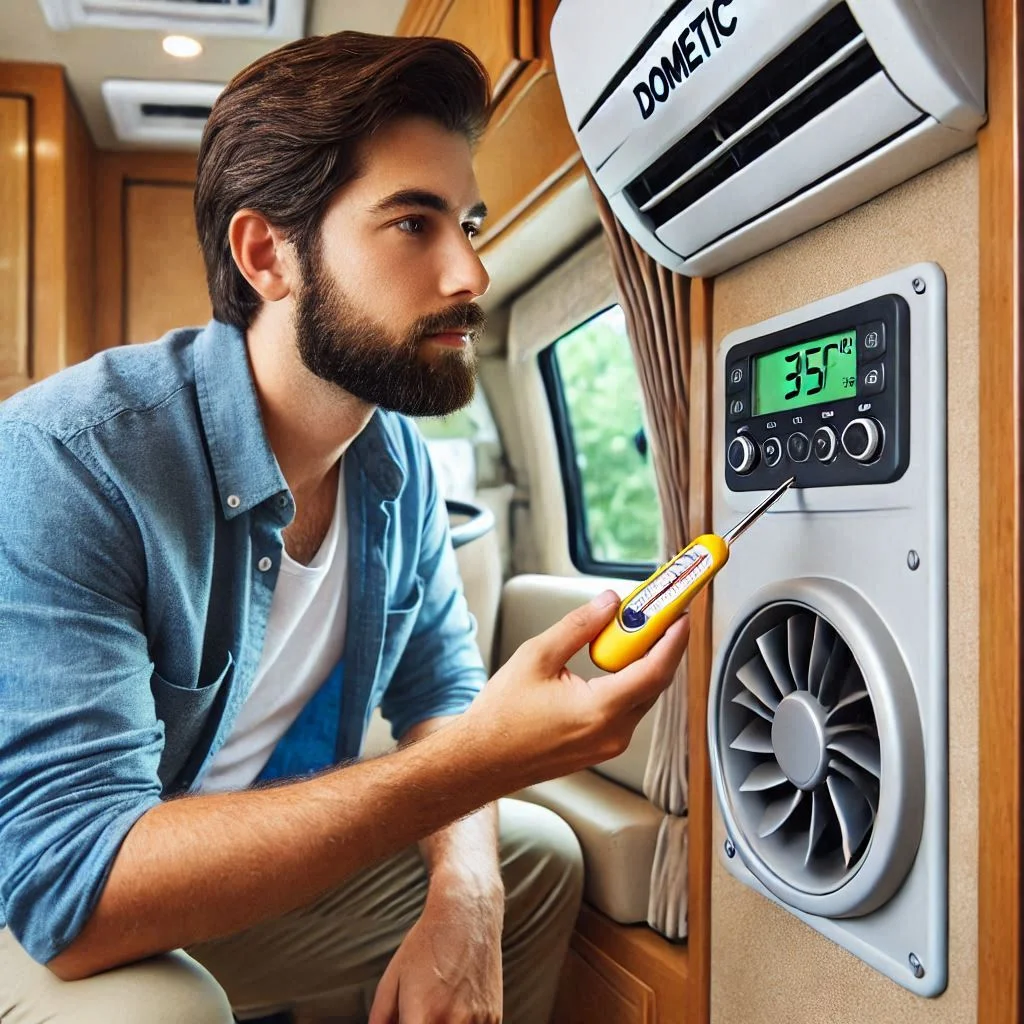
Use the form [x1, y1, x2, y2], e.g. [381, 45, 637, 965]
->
[588, 174, 692, 940]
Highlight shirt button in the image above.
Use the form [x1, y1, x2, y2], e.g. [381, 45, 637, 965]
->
[257, 556, 273, 572]
[277, 495, 288, 508]
[227, 495, 241, 509]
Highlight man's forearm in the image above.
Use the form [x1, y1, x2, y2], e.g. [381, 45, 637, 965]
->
[48, 714, 513, 982]
[401, 717, 501, 901]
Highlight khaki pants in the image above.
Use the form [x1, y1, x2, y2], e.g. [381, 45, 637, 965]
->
[0, 799, 583, 1024]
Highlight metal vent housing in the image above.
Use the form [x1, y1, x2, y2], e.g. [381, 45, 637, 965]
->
[711, 578, 925, 919]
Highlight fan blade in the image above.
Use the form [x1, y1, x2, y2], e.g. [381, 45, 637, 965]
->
[806, 789, 829, 866]
[787, 613, 815, 690]
[736, 655, 782, 712]
[828, 732, 881, 778]
[740, 761, 788, 792]
[826, 689, 871, 723]
[829, 758, 879, 814]
[807, 616, 835, 697]
[756, 622, 796, 697]
[827, 773, 874, 867]
[730, 719, 774, 754]
[758, 788, 804, 838]
[817, 638, 852, 708]
[732, 689, 774, 722]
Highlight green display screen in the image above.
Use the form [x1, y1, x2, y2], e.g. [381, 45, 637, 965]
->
[753, 331, 857, 415]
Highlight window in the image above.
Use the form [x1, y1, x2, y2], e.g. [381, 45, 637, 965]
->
[541, 305, 663, 578]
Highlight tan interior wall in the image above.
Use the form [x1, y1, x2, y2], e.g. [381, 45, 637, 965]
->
[709, 150, 979, 1023]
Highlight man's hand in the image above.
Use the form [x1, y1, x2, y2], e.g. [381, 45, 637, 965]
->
[462, 589, 690, 790]
[367, 881, 503, 1024]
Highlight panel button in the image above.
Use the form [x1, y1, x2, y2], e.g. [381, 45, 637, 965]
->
[842, 417, 884, 463]
[860, 362, 885, 395]
[858, 321, 886, 360]
[762, 436, 783, 468]
[728, 435, 758, 474]
[812, 425, 837, 463]
[786, 432, 810, 463]
[728, 396, 748, 421]
[727, 361, 747, 394]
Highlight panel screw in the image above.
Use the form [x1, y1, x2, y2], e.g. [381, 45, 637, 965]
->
[912, 277, 926, 294]
[724, 838, 736, 858]
[907, 550, 920, 571]
[908, 952, 925, 979]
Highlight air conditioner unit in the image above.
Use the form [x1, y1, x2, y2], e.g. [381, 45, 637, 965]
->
[38, 0, 306, 39]
[549, 0, 986, 277]
[102, 80, 223, 147]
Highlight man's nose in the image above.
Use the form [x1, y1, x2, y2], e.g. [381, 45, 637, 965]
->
[440, 233, 491, 299]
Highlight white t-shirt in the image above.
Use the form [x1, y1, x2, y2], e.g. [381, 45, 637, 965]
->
[200, 470, 349, 794]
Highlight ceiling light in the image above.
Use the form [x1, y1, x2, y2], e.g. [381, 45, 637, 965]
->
[163, 35, 203, 59]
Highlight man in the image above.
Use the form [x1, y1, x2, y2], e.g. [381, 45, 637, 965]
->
[0, 30, 689, 1024]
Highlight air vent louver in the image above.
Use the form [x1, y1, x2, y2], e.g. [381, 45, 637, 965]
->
[37, 0, 305, 38]
[625, 4, 865, 213]
[726, 609, 880, 889]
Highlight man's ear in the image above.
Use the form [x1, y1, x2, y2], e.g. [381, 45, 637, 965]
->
[228, 209, 296, 303]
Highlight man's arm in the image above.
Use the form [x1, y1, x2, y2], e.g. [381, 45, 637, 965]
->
[401, 716, 502, 905]
[48, 596, 689, 982]
[48, 712, 498, 981]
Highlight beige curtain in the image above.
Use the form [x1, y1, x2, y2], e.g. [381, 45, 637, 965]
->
[588, 175, 692, 940]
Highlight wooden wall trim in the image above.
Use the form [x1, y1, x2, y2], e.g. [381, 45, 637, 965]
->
[0, 62, 71, 382]
[686, 277, 713, 1024]
[978, 0, 1024, 1019]
[93, 151, 197, 349]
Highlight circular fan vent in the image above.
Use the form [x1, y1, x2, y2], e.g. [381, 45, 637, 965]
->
[710, 580, 926, 919]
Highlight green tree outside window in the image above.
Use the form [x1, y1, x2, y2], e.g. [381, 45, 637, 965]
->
[552, 305, 663, 566]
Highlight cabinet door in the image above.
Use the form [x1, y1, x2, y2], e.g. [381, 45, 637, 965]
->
[473, 67, 580, 247]
[399, 0, 533, 99]
[0, 95, 31, 398]
[124, 182, 210, 344]
[552, 933, 656, 1024]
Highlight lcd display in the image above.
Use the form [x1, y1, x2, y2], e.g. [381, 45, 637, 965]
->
[753, 331, 857, 415]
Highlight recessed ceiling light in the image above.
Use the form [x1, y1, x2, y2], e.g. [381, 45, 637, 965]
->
[163, 35, 203, 59]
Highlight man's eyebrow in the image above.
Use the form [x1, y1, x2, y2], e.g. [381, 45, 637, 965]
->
[372, 189, 488, 222]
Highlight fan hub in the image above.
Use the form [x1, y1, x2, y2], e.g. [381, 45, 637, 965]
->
[772, 691, 829, 790]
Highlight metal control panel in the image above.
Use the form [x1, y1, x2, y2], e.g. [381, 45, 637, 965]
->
[724, 294, 910, 491]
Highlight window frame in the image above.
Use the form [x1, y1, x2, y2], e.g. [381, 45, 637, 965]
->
[539, 306, 660, 582]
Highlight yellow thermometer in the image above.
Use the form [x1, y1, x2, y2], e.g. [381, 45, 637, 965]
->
[590, 475, 796, 672]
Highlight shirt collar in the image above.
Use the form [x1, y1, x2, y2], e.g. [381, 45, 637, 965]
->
[194, 319, 407, 516]
[194, 319, 288, 520]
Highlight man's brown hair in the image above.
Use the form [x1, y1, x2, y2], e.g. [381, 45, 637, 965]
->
[194, 31, 491, 329]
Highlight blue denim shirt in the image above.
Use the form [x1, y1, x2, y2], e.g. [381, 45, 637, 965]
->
[0, 320, 486, 963]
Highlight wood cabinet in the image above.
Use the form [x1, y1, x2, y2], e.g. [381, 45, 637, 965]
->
[93, 153, 208, 349]
[397, 0, 584, 253]
[0, 63, 94, 399]
[552, 904, 690, 1024]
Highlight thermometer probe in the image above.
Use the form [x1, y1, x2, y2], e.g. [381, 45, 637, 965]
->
[590, 475, 796, 672]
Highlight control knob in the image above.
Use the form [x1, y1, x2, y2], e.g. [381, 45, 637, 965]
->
[841, 417, 884, 463]
[727, 435, 758, 475]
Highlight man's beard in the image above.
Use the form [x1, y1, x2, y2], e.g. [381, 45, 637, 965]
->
[293, 247, 485, 418]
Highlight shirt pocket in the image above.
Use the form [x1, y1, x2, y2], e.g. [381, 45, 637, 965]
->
[375, 576, 425, 699]
[150, 652, 235, 792]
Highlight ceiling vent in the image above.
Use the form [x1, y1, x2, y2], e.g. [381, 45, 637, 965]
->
[38, 0, 306, 39]
[102, 79, 223, 147]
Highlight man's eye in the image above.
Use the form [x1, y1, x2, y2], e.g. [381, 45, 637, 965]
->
[463, 222, 480, 240]
[397, 217, 425, 234]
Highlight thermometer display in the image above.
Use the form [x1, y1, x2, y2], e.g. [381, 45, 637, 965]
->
[753, 331, 857, 415]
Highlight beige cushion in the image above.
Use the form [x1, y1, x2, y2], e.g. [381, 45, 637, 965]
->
[497, 574, 655, 794]
[498, 573, 670, 924]
[513, 771, 664, 924]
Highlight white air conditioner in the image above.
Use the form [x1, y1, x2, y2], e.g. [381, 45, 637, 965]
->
[38, 0, 306, 39]
[549, 0, 986, 277]
[102, 79, 223, 147]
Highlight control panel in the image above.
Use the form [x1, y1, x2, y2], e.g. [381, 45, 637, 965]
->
[724, 293, 910, 491]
